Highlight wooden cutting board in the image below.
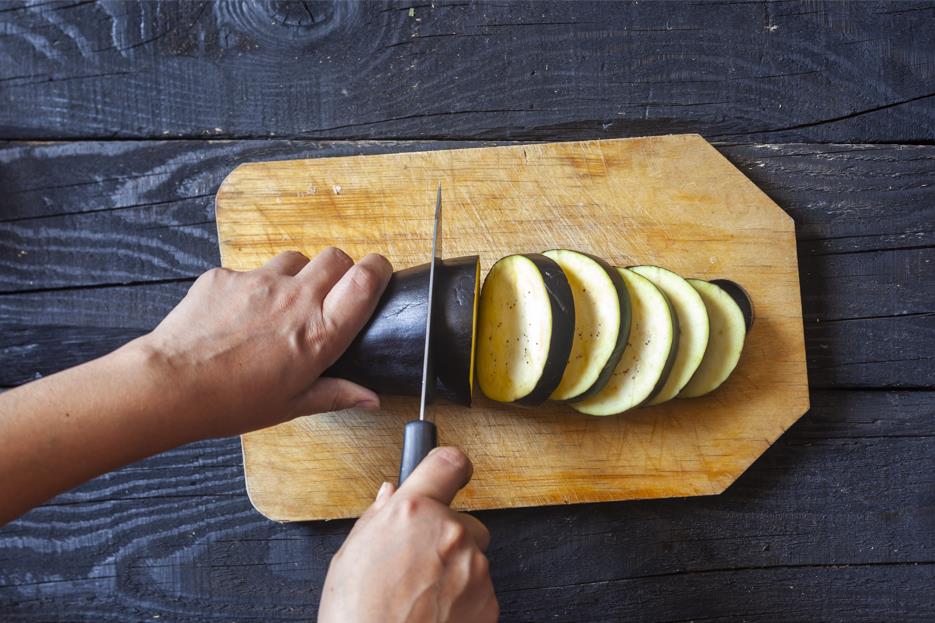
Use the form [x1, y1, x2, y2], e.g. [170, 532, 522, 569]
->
[216, 134, 809, 521]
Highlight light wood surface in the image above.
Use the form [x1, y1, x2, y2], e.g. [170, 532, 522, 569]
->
[215, 134, 809, 521]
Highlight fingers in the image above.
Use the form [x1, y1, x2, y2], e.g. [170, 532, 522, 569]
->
[261, 250, 309, 276]
[295, 376, 380, 415]
[296, 246, 356, 296]
[397, 446, 473, 506]
[373, 481, 395, 509]
[458, 512, 491, 552]
[353, 481, 396, 534]
[321, 253, 393, 341]
[476, 590, 500, 623]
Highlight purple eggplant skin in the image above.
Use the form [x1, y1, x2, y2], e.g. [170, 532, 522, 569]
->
[641, 286, 681, 405]
[326, 256, 479, 407]
[545, 250, 632, 403]
[513, 254, 576, 407]
[710, 279, 755, 331]
[434, 256, 481, 406]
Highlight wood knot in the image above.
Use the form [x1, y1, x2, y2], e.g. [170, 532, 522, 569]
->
[217, 0, 360, 50]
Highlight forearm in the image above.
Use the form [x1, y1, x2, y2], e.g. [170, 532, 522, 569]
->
[0, 249, 392, 526]
[0, 338, 194, 525]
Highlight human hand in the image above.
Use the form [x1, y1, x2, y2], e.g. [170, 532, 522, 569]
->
[138, 248, 392, 441]
[319, 447, 498, 623]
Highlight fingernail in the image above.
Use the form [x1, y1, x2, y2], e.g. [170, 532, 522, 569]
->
[352, 398, 380, 411]
[376, 482, 393, 500]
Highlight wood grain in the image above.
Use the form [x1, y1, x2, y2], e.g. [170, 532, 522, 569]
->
[1, 138, 932, 620]
[2, 140, 932, 391]
[2, 391, 932, 622]
[215, 135, 809, 520]
[1, 2, 933, 619]
[0, 1, 934, 143]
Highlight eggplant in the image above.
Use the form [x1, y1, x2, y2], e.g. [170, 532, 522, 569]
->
[572, 268, 679, 416]
[710, 279, 755, 331]
[326, 255, 480, 406]
[630, 265, 710, 405]
[476, 253, 575, 406]
[542, 249, 631, 402]
[678, 279, 748, 398]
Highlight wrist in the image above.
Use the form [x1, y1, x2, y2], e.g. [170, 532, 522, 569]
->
[108, 334, 208, 446]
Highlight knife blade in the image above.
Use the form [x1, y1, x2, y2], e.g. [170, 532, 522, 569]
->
[397, 184, 442, 484]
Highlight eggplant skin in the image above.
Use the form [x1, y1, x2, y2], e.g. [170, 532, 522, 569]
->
[581, 253, 632, 402]
[641, 289, 681, 405]
[514, 254, 576, 406]
[435, 256, 481, 405]
[545, 250, 632, 403]
[326, 256, 480, 407]
[710, 279, 755, 331]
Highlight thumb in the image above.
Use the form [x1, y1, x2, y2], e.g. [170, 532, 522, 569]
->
[296, 376, 381, 415]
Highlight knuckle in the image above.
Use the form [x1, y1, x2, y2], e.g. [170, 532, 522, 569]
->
[472, 551, 490, 577]
[395, 496, 422, 520]
[475, 522, 491, 546]
[438, 520, 468, 558]
[251, 268, 276, 284]
[199, 267, 226, 282]
[448, 520, 468, 543]
[304, 319, 331, 357]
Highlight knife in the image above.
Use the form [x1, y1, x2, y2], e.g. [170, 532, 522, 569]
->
[397, 184, 442, 485]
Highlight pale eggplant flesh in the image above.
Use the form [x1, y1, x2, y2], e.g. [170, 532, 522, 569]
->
[630, 265, 710, 406]
[326, 256, 480, 406]
[476, 253, 575, 406]
[572, 267, 678, 416]
[678, 279, 747, 398]
[710, 279, 755, 331]
[542, 249, 631, 402]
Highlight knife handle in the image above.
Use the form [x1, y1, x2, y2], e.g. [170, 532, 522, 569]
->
[398, 420, 437, 485]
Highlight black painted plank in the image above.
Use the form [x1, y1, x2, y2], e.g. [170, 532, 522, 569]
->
[1, 390, 932, 621]
[2, 141, 933, 388]
[3, 141, 933, 291]
[496, 565, 935, 623]
[0, 1, 934, 143]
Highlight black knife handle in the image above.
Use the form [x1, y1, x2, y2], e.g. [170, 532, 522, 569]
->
[398, 420, 437, 485]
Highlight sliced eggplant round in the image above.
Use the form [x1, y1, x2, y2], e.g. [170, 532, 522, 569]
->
[572, 268, 678, 416]
[630, 265, 710, 406]
[710, 279, 755, 331]
[542, 249, 631, 402]
[678, 279, 747, 398]
[476, 254, 575, 405]
[327, 255, 480, 406]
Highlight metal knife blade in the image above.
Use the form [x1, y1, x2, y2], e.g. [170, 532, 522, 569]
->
[418, 184, 443, 422]
[397, 184, 442, 485]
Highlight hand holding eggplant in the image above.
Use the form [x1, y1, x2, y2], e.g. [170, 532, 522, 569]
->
[142, 247, 393, 440]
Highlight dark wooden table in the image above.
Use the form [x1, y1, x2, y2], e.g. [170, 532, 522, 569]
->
[1, 1, 933, 621]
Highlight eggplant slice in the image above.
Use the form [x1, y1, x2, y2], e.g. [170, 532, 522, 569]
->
[573, 268, 678, 416]
[327, 255, 480, 406]
[710, 279, 755, 331]
[476, 254, 575, 405]
[631, 265, 710, 406]
[678, 279, 747, 398]
[542, 250, 631, 402]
